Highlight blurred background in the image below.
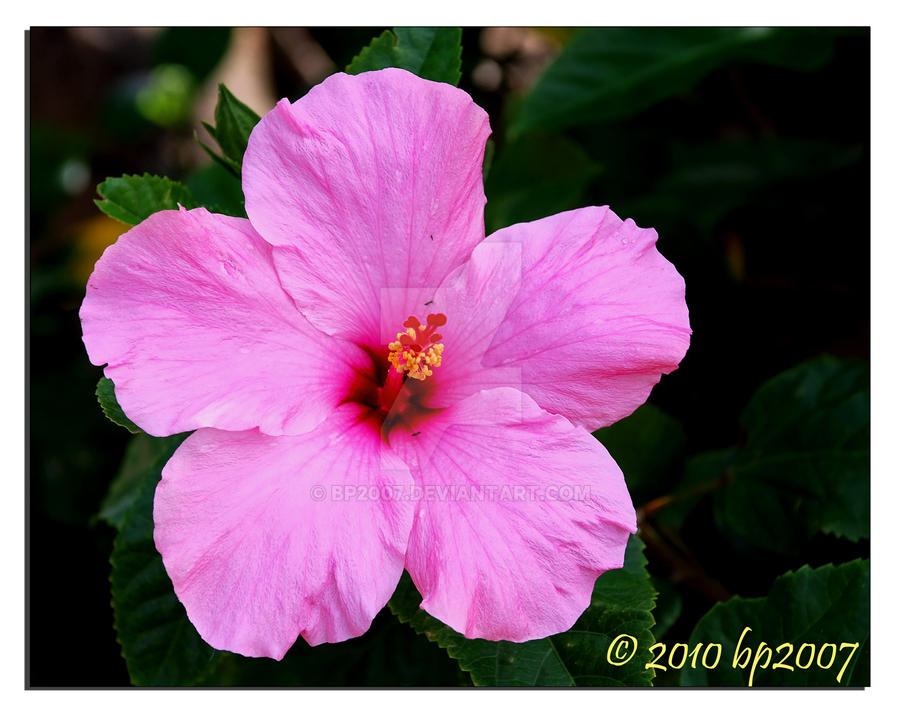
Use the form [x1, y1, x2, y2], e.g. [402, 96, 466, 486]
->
[29, 27, 869, 686]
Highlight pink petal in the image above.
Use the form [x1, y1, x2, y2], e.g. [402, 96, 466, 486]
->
[154, 405, 414, 658]
[420, 241, 525, 407]
[481, 207, 691, 430]
[80, 207, 370, 437]
[391, 388, 636, 642]
[242, 69, 491, 345]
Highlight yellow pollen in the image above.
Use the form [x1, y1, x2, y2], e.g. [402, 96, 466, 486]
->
[387, 313, 447, 381]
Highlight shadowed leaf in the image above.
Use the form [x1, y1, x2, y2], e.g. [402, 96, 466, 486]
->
[390, 535, 657, 686]
[682, 560, 869, 686]
[347, 28, 463, 85]
[96, 377, 143, 434]
[512, 28, 842, 135]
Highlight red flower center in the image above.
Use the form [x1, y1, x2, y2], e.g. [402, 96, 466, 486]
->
[348, 313, 449, 441]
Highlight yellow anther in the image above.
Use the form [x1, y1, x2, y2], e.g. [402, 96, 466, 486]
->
[387, 313, 447, 381]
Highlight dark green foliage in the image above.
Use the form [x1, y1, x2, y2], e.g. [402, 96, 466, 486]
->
[484, 134, 600, 234]
[619, 138, 864, 237]
[152, 28, 232, 82]
[184, 161, 246, 218]
[511, 28, 843, 135]
[682, 560, 869, 686]
[389, 536, 657, 686]
[650, 576, 683, 641]
[196, 84, 261, 176]
[594, 404, 687, 508]
[655, 357, 868, 552]
[98, 434, 182, 530]
[96, 377, 142, 434]
[109, 434, 221, 685]
[94, 174, 200, 226]
[718, 357, 869, 550]
[213, 85, 261, 167]
[347, 27, 463, 86]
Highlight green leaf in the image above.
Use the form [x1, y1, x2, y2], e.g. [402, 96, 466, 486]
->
[484, 134, 600, 233]
[481, 138, 495, 182]
[194, 131, 241, 177]
[390, 535, 657, 686]
[716, 356, 869, 550]
[347, 29, 395, 73]
[650, 576, 683, 641]
[204, 611, 462, 686]
[212, 84, 261, 168]
[511, 28, 841, 135]
[655, 448, 736, 531]
[95, 174, 200, 225]
[682, 560, 869, 686]
[96, 377, 142, 434]
[98, 434, 185, 530]
[347, 27, 463, 85]
[594, 404, 686, 507]
[621, 138, 863, 235]
[110, 433, 222, 685]
[184, 161, 246, 218]
[741, 356, 869, 454]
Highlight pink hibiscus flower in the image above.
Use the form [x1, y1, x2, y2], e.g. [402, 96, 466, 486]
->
[81, 68, 690, 660]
